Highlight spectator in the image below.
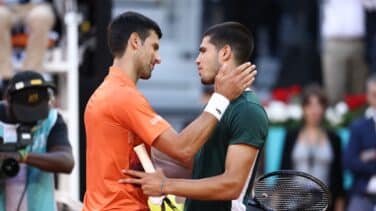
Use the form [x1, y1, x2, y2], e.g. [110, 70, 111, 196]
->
[362, 0, 376, 74]
[281, 84, 345, 211]
[344, 74, 376, 211]
[0, 1, 55, 80]
[321, 0, 368, 104]
[0, 70, 74, 211]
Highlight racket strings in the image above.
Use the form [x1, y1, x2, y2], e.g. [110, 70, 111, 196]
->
[254, 175, 329, 211]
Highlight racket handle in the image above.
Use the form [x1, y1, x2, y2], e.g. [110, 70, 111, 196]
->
[149, 196, 165, 205]
[133, 144, 165, 205]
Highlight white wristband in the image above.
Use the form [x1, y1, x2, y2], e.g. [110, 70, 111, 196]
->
[204, 93, 230, 120]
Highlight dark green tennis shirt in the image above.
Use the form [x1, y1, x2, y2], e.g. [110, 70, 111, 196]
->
[184, 91, 269, 211]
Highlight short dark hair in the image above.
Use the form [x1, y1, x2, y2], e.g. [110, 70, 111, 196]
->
[302, 84, 328, 109]
[107, 11, 162, 57]
[203, 22, 254, 64]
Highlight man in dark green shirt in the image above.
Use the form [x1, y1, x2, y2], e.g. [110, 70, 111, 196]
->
[184, 91, 268, 211]
[121, 22, 269, 211]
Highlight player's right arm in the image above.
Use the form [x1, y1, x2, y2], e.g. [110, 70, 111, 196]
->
[152, 62, 256, 167]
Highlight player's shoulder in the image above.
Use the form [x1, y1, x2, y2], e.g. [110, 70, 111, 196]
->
[88, 81, 148, 113]
[230, 91, 265, 111]
[224, 92, 267, 123]
[105, 81, 145, 102]
[350, 116, 372, 130]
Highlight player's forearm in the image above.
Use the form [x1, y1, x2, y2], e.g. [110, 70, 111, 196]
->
[173, 92, 231, 161]
[174, 112, 218, 162]
[24, 149, 74, 173]
[153, 93, 229, 166]
[163, 174, 242, 200]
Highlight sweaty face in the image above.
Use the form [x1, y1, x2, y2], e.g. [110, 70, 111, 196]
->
[137, 31, 161, 80]
[195, 37, 221, 84]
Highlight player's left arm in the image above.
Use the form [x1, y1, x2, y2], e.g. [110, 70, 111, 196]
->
[23, 114, 74, 173]
[121, 143, 258, 200]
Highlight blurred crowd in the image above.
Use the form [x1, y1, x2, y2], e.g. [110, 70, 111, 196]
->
[0, 0, 57, 81]
[203, 0, 376, 103]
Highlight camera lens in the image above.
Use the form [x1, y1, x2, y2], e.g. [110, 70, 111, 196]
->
[2, 158, 20, 177]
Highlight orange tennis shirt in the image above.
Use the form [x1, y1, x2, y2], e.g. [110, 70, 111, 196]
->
[83, 66, 171, 211]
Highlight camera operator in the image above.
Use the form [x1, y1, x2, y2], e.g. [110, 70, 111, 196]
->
[0, 71, 74, 211]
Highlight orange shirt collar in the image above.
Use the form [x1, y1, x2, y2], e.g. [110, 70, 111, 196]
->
[109, 66, 137, 88]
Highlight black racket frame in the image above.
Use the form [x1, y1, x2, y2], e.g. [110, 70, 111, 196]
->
[249, 170, 331, 211]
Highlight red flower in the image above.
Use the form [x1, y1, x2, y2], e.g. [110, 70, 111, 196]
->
[272, 85, 302, 103]
[272, 88, 290, 102]
[289, 85, 302, 96]
[344, 94, 367, 110]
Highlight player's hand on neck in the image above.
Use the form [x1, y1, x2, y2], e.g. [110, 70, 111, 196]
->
[214, 62, 257, 101]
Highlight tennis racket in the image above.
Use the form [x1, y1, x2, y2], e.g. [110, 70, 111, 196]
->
[133, 144, 165, 205]
[249, 170, 331, 211]
[133, 144, 179, 211]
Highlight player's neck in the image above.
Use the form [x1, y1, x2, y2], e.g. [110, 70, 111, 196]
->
[223, 60, 236, 71]
[113, 56, 139, 84]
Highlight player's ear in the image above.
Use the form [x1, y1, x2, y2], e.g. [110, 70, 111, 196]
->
[220, 44, 232, 62]
[129, 32, 141, 49]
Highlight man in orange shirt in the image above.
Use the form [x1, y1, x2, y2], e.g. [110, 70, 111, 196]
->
[83, 11, 256, 211]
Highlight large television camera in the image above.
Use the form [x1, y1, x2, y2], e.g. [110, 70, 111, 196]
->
[0, 124, 34, 178]
[0, 71, 56, 178]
